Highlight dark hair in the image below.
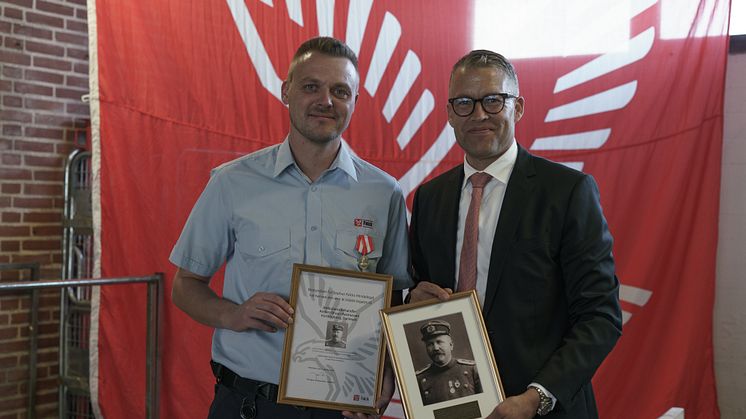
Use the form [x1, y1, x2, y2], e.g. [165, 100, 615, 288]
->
[287, 37, 358, 81]
[451, 49, 519, 91]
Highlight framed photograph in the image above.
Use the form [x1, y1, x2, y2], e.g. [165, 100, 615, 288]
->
[381, 290, 504, 419]
[278, 263, 393, 413]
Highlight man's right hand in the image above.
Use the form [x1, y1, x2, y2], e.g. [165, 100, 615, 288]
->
[224, 292, 294, 332]
[407, 281, 452, 303]
[172, 268, 293, 332]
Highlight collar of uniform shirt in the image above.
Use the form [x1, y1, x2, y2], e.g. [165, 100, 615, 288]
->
[273, 137, 358, 181]
[461, 139, 518, 190]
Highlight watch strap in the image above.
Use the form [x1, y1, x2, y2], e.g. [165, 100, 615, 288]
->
[530, 385, 553, 416]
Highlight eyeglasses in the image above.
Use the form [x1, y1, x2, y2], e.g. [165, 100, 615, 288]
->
[448, 93, 518, 117]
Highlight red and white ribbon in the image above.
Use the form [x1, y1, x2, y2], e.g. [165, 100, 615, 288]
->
[355, 234, 374, 256]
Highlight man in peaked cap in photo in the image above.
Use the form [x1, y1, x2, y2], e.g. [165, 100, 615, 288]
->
[416, 319, 482, 405]
[325, 323, 347, 348]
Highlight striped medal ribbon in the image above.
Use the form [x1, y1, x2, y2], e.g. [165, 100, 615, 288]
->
[355, 234, 374, 271]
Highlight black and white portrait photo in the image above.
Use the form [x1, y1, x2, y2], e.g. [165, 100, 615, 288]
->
[324, 321, 347, 348]
[404, 313, 482, 405]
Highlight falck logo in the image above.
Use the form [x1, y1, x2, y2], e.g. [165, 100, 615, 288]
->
[226, 0, 652, 326]
[225, 0, 455, 201]
[525, 0, 660, 325]
[529, 0, 656, 173]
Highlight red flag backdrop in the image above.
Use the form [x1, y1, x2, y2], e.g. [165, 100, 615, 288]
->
[90, 1, 730, 418]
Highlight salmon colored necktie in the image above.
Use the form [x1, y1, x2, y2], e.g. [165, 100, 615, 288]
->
[457, 172, 492, 292]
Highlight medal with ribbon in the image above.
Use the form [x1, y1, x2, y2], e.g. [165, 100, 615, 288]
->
[355, 234, 374, 271]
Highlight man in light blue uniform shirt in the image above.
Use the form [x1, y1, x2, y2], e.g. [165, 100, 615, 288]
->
[170, 37, 411, 419]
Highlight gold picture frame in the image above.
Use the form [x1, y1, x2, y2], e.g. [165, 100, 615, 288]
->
[381, 290, 505, 419]
[278, 263, 393, 413]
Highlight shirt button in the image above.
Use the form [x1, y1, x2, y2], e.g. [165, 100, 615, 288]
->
[258, 246, 265, 252]
[311, 186, 318, 192]
[310, 226, 318, 231]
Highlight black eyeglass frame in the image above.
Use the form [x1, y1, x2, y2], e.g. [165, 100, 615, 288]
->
[447, 93, 518, 117]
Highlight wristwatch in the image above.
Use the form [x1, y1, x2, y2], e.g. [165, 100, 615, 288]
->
[530, 385, 553, 416]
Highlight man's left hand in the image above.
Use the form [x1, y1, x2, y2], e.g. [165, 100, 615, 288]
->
[485, 389, 540, 419]
[342, 362, 395, 418]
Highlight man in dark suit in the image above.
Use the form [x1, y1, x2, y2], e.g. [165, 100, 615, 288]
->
[408, 50, 622, 418]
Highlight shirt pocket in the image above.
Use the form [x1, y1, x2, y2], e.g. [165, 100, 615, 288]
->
[236, 228, 292, 290]
[239, 230, 291, 259]
[334, 230, 383, 271]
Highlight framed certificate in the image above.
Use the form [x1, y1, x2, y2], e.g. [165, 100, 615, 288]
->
[381, 291, 505, 419]
[278, 263, 393, 413]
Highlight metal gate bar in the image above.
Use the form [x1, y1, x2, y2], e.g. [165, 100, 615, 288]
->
[60, 149, 93, 418]
[0, 268, 163, 419]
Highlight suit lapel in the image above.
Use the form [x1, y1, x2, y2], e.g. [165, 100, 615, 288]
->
[483, 146, 535, 315]
[441, 166, 464, 289]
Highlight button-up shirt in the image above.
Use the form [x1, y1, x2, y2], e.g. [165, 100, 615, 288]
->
[170, 138, 412, 383]
[454, 139, 557, 409]
[455, 140, 517, 306]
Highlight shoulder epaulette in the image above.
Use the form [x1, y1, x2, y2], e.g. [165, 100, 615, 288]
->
[415, 364, 432, 375]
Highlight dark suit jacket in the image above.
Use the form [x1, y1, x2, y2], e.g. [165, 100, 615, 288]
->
[410, 145, 622, 419]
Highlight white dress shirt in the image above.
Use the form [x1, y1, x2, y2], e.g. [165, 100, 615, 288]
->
[455, 140, 517, 306]
[454, 140, 557, 410]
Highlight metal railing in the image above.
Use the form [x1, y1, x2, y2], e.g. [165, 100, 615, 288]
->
[0, 263, 162, 419]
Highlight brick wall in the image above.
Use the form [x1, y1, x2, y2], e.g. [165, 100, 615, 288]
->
[1, 0, 89, 417]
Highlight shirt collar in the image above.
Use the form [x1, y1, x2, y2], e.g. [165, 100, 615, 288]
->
[462, 139, 518, 190]
[273, 138, 296, 177]
[273, 137, 358, 182]
[335, 140, 358, 181]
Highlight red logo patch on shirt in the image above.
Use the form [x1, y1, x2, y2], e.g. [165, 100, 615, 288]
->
[354, 218, 374, 228]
